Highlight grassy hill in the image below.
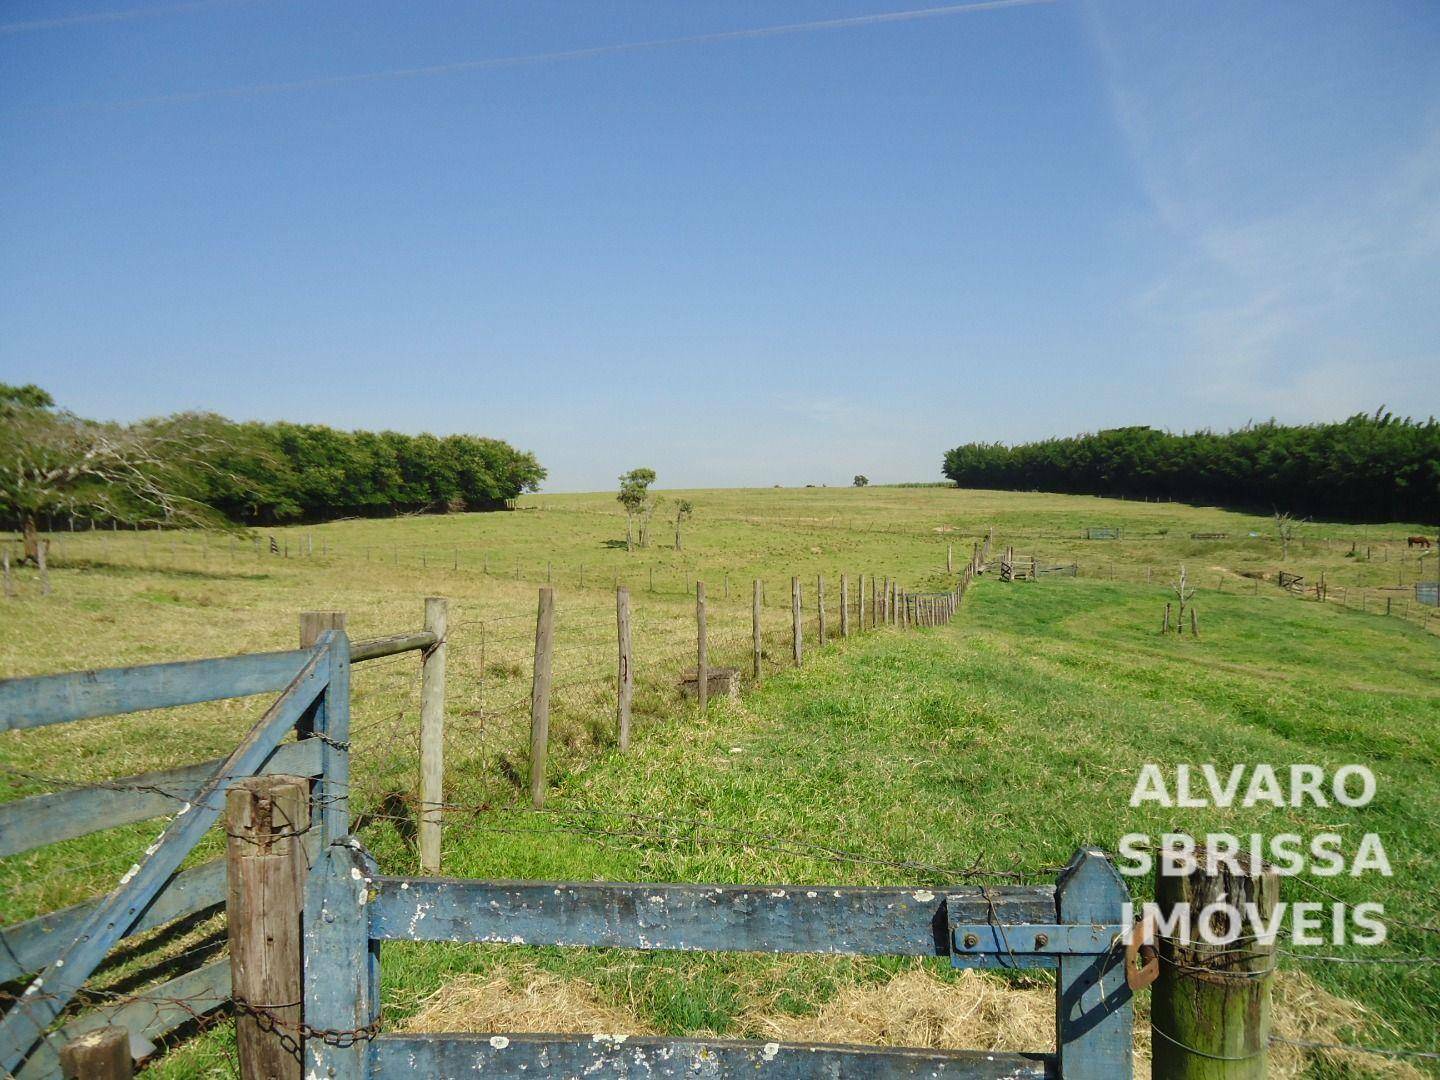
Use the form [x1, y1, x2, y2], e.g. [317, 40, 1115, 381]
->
[2, 486, 1436, 1075]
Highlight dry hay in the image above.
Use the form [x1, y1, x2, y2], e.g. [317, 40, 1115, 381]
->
[400, 966, 656, 1037]
[401, 962, 1419, 1078]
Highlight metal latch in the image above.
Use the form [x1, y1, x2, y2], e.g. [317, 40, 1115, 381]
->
[1124, 912, 1159, 990]
[948, 923, 1125, 969]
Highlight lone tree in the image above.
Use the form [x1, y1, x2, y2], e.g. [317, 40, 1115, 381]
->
[0, 384, 246, 563]
[673, 498, 693, 551]
[617, 468, 656, 552]
[1273, 511, 1298, 560]
[1170, 564, 1196, 633]
[853, 475, 869, 487]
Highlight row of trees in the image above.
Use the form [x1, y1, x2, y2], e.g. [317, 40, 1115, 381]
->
[1, 384, 546, 556]
[942, 413, 1440, 523]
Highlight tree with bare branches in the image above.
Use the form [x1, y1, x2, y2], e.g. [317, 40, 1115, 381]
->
[0, 384, 247, 563]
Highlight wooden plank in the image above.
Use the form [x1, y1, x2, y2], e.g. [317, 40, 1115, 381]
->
[0, 738, 322, 858]
[14, 960, 232, 1080]
[0, 645, 331, 1076]
[370, 1034, 1052, 1078]
[0, 859, 226, 984]
[368, 878, 1055, 954]
[0, 650, 311, 732]
[303, 845, 379, 1080]
[1054, 849, 1133, 1080]
[350, 631, 436, 664]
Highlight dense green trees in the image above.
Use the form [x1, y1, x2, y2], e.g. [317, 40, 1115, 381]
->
[942, 413, 1440, 523]
[194, 421, 546, 523]
[1, 385, 547, 528]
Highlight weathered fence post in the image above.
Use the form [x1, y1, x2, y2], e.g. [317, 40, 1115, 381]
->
[36, 540, 50, 596]
[857, 573, 866, 630]
[616, 586, 632, 750]
[791, 576, 803, 665]
[300, 611, 347, 648]
[227, 775, 310, 1080]
[947, 544, 953, 573]
[840, 574, 850, 637]
[419, 597, 447, 873]
[1162, 603, 1171, 633]
[696, 581, 708, 712]
[1152, 848, 1277, 1078]
[2, 548, 12, 599]
[751, 579, 764, 681]
[871, 575, 880, 628]
[1189, 607, 1198, 638]
[529, 587, 555, 809]
[59, 1027, 131, 1080]
[817, 574, 827, 643]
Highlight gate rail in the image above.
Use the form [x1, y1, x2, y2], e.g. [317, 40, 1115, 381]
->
[302, 843, 1135, 1078]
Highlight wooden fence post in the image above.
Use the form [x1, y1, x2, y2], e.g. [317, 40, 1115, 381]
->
[529, 587, 555, 809]
[752, 579, 763, 681]
[1152, 849, 1277, 1078]
[227, 775, 310, 1080]
[59, 1027, 131, 1080]
[817, 574, 827, 643]
[36, 541, 50, 596]
[857, 573, 866, 630]
[696, 581, 708, 712]
[300, 611, 347, 649]
[840, 574, 850, 637]
[947, 544, 953, 573]
[871, 575, 879, 629]
[2, 548, 12, 599]
[616, 587, 632, 750]
[791, 576, 803, 665]
[418, 597, 447, 874]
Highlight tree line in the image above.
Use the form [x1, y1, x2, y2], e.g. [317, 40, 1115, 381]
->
[942, 413, 1440, 523]
[1, 384, 546, 555]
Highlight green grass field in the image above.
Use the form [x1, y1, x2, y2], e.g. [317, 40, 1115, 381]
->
[3, 485, 1437, 1076]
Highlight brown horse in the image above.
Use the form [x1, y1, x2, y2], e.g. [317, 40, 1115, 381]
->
[1407, 536, 1432, 548]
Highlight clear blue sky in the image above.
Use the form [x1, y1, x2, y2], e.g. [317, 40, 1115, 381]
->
[3, 1, 1438, 491]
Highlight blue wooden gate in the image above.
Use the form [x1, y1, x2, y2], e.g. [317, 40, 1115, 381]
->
[0, 630, 352, 1077]
[300, 842, 1135, 1078]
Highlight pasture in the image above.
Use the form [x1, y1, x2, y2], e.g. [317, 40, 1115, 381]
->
[2, 485, 1438, 1076]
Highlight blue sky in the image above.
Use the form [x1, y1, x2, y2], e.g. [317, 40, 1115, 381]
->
[3, 1, 1438, 491]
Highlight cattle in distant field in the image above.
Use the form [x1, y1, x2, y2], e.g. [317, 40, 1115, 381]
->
[1406, 536, 1432, 548]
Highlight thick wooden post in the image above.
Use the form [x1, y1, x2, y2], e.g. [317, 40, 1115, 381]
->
[529, 587, 555, 809]
[752, 579, 763, 681]
[791, 576, 803, 665]
[227, 775, 309, 1080]
[817, 574, 827, 643]
[1152, 848, 1277, 1078]
[299, 611, 346, 649]
[947, 544, 953, 573]
[696, 581, 708, 712]
[871, 575, 879, 628]
[303, 846, 377, 1080]
[840, 574, 850, 637]
[60, 1027, 131, 1080]
[616, 587, 632, 750]
[419, 597, 447, 873]
[857, 573, 866, 630]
